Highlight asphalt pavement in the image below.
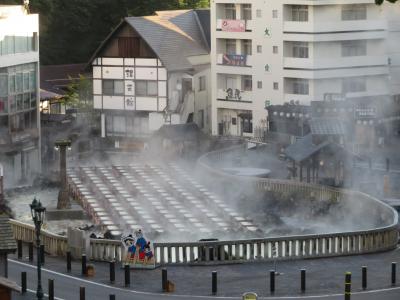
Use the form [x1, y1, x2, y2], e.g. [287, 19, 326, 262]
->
[7, 246, 400, 300]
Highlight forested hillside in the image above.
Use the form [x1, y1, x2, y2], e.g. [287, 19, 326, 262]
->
[1, 0, 209, 65]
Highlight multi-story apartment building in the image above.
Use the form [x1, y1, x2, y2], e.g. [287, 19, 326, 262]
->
[88, 10, 211, 147]
[211, 0, 399, 137]
[0, 5, 40, 187]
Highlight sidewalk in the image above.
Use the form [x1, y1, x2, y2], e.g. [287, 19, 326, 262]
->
[9, 244, 400, 298]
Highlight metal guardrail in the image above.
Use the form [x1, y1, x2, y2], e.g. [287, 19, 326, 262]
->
[9, 146, 399, 265]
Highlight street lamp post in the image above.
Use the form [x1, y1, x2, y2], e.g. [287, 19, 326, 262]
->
[30, 197, 46, 300]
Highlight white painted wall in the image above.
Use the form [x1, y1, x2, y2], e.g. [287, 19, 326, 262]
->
[211, 0, 399, 137]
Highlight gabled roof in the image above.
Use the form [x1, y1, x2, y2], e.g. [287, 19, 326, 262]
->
[0, 215, 16, 253]
[284, 134, 330, 163]
[194, 9, 211, 50]
[309, 117, 346, 136]
[88, 10, 210, 72]
[125, 10, 209, 71]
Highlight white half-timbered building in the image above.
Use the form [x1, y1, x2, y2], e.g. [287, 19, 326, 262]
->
[88, 9, 211, 146]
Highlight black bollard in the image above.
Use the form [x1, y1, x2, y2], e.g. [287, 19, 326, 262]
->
[212, 271, 217, 295]
[301, 269, 306, 292]
[345, 272, 351, 300]
[362, 266, 367, 290]
[17, 240, 22, 259]
[28, 242, 33, 262]
[109, 295, 116, 300]
[162, 268, 168, 292]
[124, 264, 130, 287]
[80, 286, 85, 300]
[21, 272, 26, 294]
[48, 279, 54, 300]
[81, 254, 87, 276]
[270, 270, 275, 293]
[110, 261, 115, 284]
[392, 262, 397, 286]
[67, 251, 72, 272]
[40, 244, 45, 265]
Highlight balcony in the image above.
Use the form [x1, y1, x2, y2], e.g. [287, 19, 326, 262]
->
[284, 55, 388, 70]
[283, 65, 389, 79]
[283, 19, 387, 34]
[0, 128, 39, 146]
[216, 19, 254, 35]
[11, 128, 39, 143]
[217, 54, 253, 67]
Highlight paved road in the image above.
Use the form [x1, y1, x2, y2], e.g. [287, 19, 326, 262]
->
[9, 259, 400, 300]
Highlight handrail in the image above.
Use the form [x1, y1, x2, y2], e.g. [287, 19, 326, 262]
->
[9, 146, 399, 265]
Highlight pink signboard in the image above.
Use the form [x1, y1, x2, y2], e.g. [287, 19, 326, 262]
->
[221, 19, 246, 32]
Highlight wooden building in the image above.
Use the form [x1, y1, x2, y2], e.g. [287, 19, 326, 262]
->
[0, 215, 17, 278]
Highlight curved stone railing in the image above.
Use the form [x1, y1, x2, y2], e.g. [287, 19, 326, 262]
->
[9, 146, 399, 265]
[10, 219, 68, 256]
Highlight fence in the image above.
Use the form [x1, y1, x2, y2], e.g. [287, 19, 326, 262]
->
[9, 146, 399, 265]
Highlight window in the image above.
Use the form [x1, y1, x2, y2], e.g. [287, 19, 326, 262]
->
[32, 32, 38, 51]
[0, 97, 7, 113]
[225, 4, 236, 19]
[15, 36, 28, 54]
[257, 45, 262, 53]
[135, 81, 158, 96]
[103, 80, 124, 95]
[23, 72, 30, 92]
[342, 40, 367, 57]
[342, 77, 366, 93]
[242, 75, 252, 91]
[272, 10, 278, 18]
[242, 115, 253, 133]
[292, 42, 309, 58]
[226, 39, 236, 54]
[273, 82, 279, 90]
[199, 76, 206, 91]
[242, 4, 252, 21]
[257, 81, 263, 89]
[242, 40, 252, 55]
[273, 46, 278, 54]
[291, 5, 308, 22]
[15, 73, 22, 93]
[0, 74, 7, 97]
[113, 116, 126, 134]
[198, 109, 204, 128]
[342, 5, 367, 21]
[256, 9, 262, 18]
[292, 79, 309, 95]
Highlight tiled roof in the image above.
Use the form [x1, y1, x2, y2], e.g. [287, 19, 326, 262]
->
[40, 64, 87, 95]
[284, 134, 330, 162]
[0, 215, 16, 253]
[125, 10, 209, 71]
[309, 117, 345, 136]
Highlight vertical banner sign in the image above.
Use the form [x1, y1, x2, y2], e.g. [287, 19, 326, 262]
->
[121, 230, 156, 269]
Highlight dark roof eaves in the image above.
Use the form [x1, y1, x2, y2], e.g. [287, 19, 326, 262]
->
[193, 10, 210, 51]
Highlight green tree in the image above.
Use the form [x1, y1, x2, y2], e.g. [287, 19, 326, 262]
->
[376, 0, 398, 4]
[19, 0, 210, 64]
[62, 74, 92, 110]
